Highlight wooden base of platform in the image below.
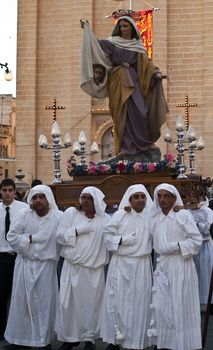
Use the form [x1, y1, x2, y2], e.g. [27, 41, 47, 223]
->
[50, 171, 203, 210]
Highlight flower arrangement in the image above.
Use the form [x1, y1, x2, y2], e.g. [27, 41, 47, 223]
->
[66, 153, 177, 177]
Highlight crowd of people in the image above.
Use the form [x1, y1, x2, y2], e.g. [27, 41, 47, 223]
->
[0, 177, 213, 350]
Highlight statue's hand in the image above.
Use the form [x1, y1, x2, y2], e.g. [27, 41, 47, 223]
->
[155, 72, 167, 80]
[161, 74, 168, 79]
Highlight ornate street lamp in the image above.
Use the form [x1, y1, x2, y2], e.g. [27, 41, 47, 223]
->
[72, 130, 99, 168]
[0, 62, 13, 81]
[38, 121, 72, 183]
[164, 115, 205, 178]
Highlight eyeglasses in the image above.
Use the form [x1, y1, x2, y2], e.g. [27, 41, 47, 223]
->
[80, 195, 93, 201]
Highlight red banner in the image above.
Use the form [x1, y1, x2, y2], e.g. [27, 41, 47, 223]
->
[111, 9, 154, 59]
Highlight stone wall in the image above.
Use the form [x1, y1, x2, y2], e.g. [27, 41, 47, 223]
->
[15, 0, 213, 183]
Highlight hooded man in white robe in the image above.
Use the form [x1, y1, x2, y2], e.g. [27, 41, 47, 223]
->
[148, 183, 202, 350]
[4, 185, 62, 349]
[101, 184, 153, 350]
[186, 199, 213, 308]
[56, 186, 109, 350]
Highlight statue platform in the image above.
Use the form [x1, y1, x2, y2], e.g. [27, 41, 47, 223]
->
[50, 170, 204, 210]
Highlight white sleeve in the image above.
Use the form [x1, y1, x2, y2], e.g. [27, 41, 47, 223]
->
[56, 208, 77, 247]
[177, 211, 203, 258]
[161, 241, 180, 254]
[7, 210, 30, 256]
[103, 211, 124, 252]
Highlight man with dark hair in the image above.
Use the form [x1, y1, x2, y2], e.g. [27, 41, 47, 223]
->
[31, 179, 42, 188]
[0, 178, 28, 340]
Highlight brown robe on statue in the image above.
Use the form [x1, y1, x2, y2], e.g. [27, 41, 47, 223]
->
[108, 52, 168, 154]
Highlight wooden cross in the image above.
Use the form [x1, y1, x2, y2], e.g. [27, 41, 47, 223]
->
[44, 98, 65, 122]
[176, 95, 197, 130]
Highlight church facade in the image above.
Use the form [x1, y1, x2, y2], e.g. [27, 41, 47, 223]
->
[0, 94, 16, 180]
[15, 0, 213, 184]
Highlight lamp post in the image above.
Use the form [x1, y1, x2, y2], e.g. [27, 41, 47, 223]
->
[175, 115, 187, 179]
[164, 114, 205, 178]
[0, 62, 13, 81]
[38, 121, 72, 183]
[72, 130, 99, 167]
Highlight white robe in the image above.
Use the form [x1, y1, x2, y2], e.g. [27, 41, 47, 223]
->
[56, 208, 109, 343]
[150, 209, 202, 350]
[4, 207, 62, 347]
[101, 208, 153, 349]
[189, 205, 213, 304]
